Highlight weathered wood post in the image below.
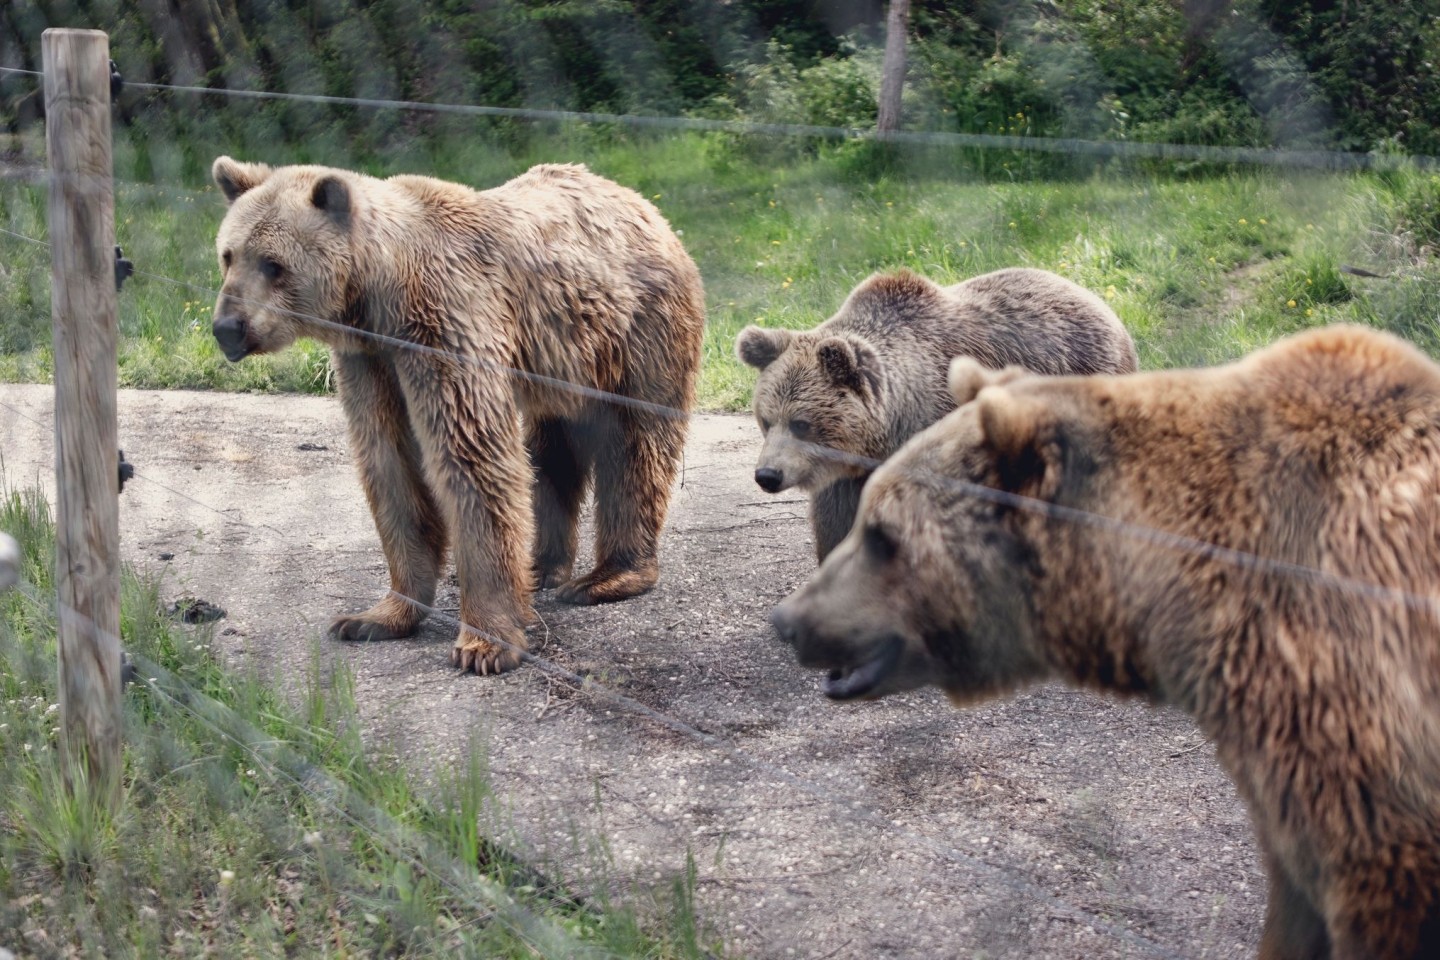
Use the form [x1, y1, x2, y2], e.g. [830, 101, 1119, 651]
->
[0, 532, 18, 593]
[876, 0, 911, 136]
[42, 28, 122, 803]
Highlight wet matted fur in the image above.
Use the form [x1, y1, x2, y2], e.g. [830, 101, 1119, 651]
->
[775, 325, 1440, 958]
[736, 268, 1135, 560]
[211, 158, 705, 674]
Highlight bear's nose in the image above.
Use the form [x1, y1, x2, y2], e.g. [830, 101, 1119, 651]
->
[212, 315, 250, 361]
[770, 603, 799, 647]
[754, 467, 783, 493]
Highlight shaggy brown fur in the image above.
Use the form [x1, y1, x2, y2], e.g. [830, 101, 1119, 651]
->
[210, 158, 704, 674]
[773, 325, 1440, 959]
[735, 268, 1136, 560]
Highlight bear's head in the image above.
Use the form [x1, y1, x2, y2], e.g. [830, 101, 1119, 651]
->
[771, 359, 1087, 702]
[735, 326, 885, 494]
[210, 157, 358, 361]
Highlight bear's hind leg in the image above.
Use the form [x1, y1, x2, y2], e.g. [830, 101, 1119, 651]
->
[329, 352, 447, 642]
[557, 407, 679, 605]
[527, 416, 592, 589]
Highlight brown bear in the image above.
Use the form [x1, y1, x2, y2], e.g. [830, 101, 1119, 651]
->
[735, 267, 1136, 560]
[772, 325, 1440, 959]
[210, 157, 705, 675]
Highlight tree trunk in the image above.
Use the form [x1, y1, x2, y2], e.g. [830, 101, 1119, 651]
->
[877, 0, 910, 135]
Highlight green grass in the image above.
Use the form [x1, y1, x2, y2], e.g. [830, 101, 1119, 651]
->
[2, 124, 1439, 408]
[0, 485, 721, 957]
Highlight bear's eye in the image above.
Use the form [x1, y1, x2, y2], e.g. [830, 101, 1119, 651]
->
[789, 419, 812, 440]
[863, 523, 898, 564]
[259, 257, 285, 282]
[759, 417, 772, 433]
[221, 250, 232, 270]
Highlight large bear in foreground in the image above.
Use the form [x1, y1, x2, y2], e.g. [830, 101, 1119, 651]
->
[772, 326, 1440, 958]
[736, 268, 1136, 560]
[210, 158, 705, 674]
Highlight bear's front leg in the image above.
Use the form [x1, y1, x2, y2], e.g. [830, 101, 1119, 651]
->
[1257, 849, 1328, 960]
[810, 475, 868, 563]
[330, 351, 447, 642]
[398, 351, 535, 675]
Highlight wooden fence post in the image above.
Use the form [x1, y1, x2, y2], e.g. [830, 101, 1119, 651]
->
[42, 28, 122, 803]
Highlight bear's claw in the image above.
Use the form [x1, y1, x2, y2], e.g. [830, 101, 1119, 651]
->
[329, 615, 413, 643]
[534, 562, 574, 590]
[452, 636, 523, 676]
[556, 565, 659, 606]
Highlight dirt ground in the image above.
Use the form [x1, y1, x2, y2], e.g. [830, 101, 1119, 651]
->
[0, 383, 1264, 959]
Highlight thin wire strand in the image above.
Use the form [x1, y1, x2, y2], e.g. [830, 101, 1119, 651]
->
[2, 63, 1435, 172]
[0, 224, 47, 246]
[2, 219, 1435, 617]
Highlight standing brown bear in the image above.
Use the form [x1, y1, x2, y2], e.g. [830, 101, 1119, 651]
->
[735, 267, 1136, 560]
[773, 326, 1440, 959]
[210, 158, 705, 674]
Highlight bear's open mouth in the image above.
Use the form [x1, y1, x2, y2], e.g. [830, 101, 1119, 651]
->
[820, 635, 904, 701]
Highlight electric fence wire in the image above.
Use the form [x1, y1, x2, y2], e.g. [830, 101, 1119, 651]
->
[3, 63, 1437, 173]
[2, 221, 1431, 620]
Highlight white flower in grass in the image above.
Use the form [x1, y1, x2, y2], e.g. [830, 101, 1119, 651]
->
[219, 870, 235, 886]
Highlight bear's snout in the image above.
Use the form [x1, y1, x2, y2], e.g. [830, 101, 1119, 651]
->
[754, 466, 784, 493]
[770, 603, 799, 646]
[770, 598, 834, 664]
[212, 315, 252, 362]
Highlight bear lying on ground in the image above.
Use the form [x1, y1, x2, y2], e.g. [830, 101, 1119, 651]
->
[735, 268, 1136, 561]
[210, 157, 705, 674]
[771, 325, 1440, 958]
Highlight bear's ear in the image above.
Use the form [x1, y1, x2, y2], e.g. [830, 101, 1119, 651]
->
[817, 337, 881, 395]
[311, 175, 351, 224]
[948, 358, 1029, 406]
[212, 157, 272, 204]
[975, 387, 1063, 500]
[736, 326, 793, 370]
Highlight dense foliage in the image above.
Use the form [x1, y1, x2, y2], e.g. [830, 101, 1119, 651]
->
[2, 1, 1437, 156]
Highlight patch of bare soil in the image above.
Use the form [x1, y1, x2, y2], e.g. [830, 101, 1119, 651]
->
[1, 384, 1263, 958]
